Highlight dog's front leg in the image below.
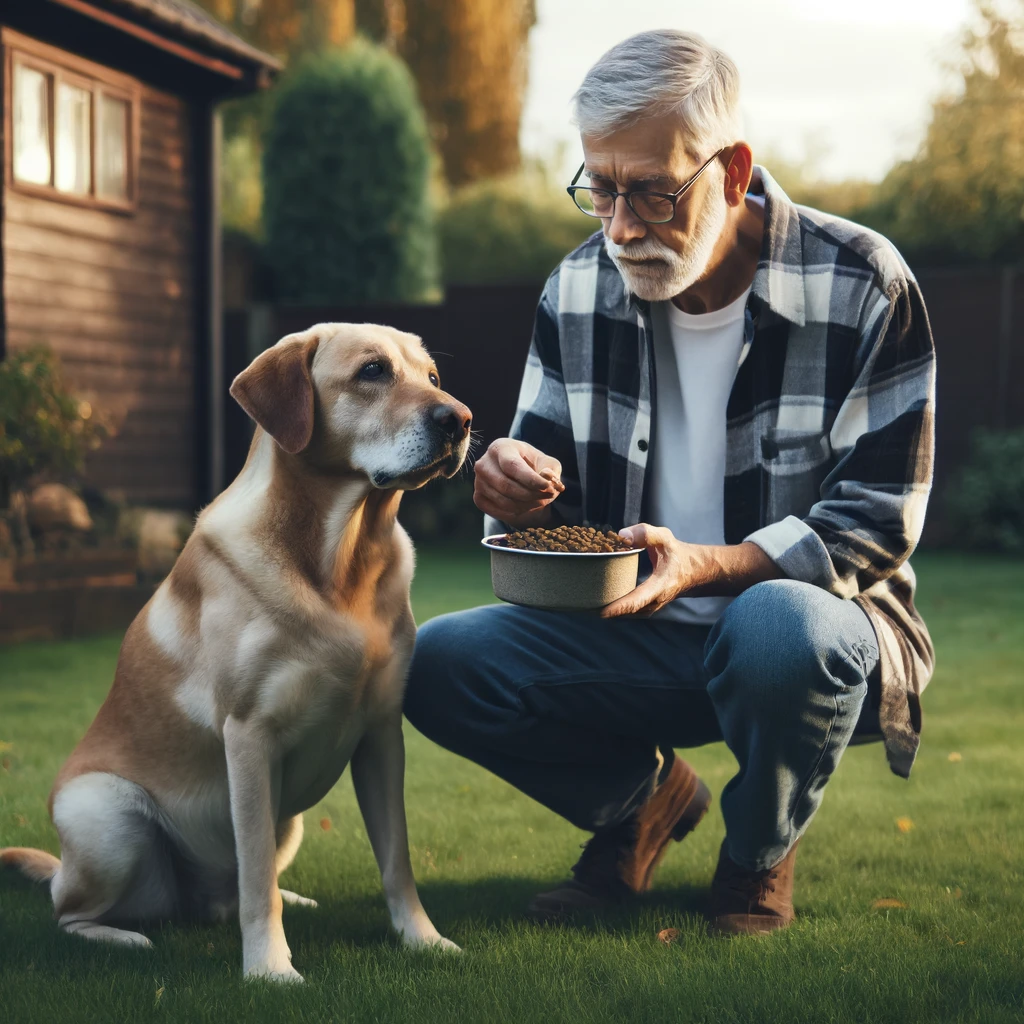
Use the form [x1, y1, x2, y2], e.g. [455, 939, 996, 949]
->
[223, 716, 302, 982]
[351, 717, 460, 952]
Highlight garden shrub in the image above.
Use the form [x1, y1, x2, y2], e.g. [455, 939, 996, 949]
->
[439, 173, 597, 285]
[0, 347, 109, 506]
[263, 42, 437, 303]
[946, 427, 1024, 554]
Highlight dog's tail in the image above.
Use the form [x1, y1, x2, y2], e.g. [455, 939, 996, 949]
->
[0, 847, 61, 883]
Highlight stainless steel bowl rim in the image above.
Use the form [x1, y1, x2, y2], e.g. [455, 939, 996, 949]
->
[481, 534, 640, 558]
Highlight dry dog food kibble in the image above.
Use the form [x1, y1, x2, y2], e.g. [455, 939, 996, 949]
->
[502, 525, 633, 553]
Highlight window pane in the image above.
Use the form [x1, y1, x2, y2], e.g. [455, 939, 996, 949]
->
[13, 65, 51, 185]
[55, 82, 92, 195]
[97, 95, 129, 200]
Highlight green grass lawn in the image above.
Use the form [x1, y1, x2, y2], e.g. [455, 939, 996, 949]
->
[1, 549, 1022, 1023]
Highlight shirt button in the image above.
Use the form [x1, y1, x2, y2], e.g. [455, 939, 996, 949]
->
[637, 439, 649, 452]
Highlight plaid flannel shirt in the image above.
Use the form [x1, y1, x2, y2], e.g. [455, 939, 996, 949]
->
[489, 167, 936, 778]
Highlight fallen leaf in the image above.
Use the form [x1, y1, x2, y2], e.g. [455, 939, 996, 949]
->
[872, 898, 907, 909]
[896, 817, 914, 833]
[319, 817, 331, 832]
[657, 928, 680, 945]
[1, 758, 10, 771]
[947, 752, 962, 763]
[154, 986, 165, 1006]
[945, 886, 963, 900]
[15, 814, 27, 827]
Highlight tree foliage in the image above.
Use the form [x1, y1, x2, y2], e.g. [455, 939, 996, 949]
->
[195, 0, 355, 61]
[439, 172, 595, 285]
[262, 42, 437, 303]
[856, 1, 1024, 265]
[197, 0, 536, 189]
[400, 0, 536, 186]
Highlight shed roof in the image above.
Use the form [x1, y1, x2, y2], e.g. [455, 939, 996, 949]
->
[89, 0, 282, 72]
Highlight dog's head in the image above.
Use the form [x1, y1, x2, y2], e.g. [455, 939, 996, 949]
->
[230, 323, 472, 489]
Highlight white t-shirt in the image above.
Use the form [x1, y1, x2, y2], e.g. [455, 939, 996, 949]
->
[649, 283, 752, 625]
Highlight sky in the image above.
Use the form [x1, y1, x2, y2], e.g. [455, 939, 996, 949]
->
[521, 0, 976, 183]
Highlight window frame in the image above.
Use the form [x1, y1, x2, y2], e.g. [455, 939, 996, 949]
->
[3, 30, 141, 215]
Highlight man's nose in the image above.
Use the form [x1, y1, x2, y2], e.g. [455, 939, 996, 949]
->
[431, 401, 472, 439]
[605, 196, 646, 247]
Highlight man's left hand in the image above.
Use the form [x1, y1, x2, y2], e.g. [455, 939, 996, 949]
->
[600, 524, 699, 618]
[600, 524, 784, 618]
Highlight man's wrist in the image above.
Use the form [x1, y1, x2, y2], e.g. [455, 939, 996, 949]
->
[679, 541, 783, 597]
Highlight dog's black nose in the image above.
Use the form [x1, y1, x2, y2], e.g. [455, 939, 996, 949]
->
[431, 403, 472, 438]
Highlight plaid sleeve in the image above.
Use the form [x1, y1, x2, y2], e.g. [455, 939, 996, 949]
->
[745, 275, 936, 597]
[482, 270, 583, 536]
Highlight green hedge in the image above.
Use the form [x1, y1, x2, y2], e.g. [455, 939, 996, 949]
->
[946, 428, 1024, 554]
[439, 174, 597, 285]
[263, 42, 437, 303]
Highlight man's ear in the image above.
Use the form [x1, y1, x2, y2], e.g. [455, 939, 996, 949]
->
[723, 143, 754, 207]
[229, 333, 320, 454]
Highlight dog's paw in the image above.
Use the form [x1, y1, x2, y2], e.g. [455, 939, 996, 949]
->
[279, 889, 318, 909]
[244, 961, 305, 984]
[402, 932, 462, 954]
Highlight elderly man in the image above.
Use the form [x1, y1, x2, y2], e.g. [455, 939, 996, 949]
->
[405, 30, 935, 934]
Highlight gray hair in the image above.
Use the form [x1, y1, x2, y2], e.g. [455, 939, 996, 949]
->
[572, 30, 743, 158]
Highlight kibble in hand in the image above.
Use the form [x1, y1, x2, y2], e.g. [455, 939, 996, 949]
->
[502, 525, 633, 553]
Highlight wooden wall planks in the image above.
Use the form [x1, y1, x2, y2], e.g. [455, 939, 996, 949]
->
[3, 81, 197, 507]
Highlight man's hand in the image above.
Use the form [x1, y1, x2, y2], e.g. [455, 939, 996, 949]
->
[474, 438, 565, 528]
[601, 524, 783, 618]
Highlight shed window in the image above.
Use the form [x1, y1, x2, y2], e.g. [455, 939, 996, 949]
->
[7, 40, 139, 211]
[13, 64, 50, 185]
[55, 81, 92, 195]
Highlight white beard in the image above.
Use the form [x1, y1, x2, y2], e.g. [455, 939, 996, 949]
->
[604, 184, 728, 302]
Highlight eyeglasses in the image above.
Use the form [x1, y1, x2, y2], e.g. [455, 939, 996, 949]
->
[566, 149, 725, 224]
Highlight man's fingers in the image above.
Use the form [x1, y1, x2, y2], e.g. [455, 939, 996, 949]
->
[495, 449, 555, 493]
[474, 479, 550, 519]
[532, 453, 565, 490]
[600, 579, 662, 618]
[479, 467, 547, 504]
[618, 523, 673, 550]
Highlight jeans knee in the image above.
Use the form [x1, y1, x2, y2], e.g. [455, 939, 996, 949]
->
[404, 613, 467, 739]
[705, 580, 869, 707]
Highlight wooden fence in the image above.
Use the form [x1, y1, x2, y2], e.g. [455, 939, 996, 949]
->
[224, 267, 1024, 542]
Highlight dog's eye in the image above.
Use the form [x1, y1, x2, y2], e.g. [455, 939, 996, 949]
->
[429, 372, 440, 387]
[359, 361, 387, 381]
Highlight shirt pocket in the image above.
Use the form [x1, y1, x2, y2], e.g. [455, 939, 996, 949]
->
[760, 429, 834, 525]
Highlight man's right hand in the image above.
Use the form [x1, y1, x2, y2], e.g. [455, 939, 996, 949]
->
[473, 438, 565, 528]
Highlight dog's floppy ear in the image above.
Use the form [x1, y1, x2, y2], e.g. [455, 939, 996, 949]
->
[230, 333, 321, 454]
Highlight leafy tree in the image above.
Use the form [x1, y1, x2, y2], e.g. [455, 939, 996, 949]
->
[197, 0, 536, 189]
[262, 43, 437, 303]
[856, 1, 1024, 265]
[439, 171, 595, 285]
[401, 0, 536, 185]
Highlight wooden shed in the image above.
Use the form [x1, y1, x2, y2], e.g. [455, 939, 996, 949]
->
[0, 0, 279, 509]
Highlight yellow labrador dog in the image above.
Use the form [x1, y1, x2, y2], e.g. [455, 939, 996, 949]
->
[1, 323, 471, 982]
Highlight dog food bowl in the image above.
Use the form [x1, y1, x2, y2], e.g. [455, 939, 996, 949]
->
[482, 534, 641, 611]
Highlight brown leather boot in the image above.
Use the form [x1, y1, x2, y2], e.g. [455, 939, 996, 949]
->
[527, 756, 711, 922]
[708, 838, 799, 935]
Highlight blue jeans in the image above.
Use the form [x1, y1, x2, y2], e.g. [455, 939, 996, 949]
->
[404, 580, 880, 871]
